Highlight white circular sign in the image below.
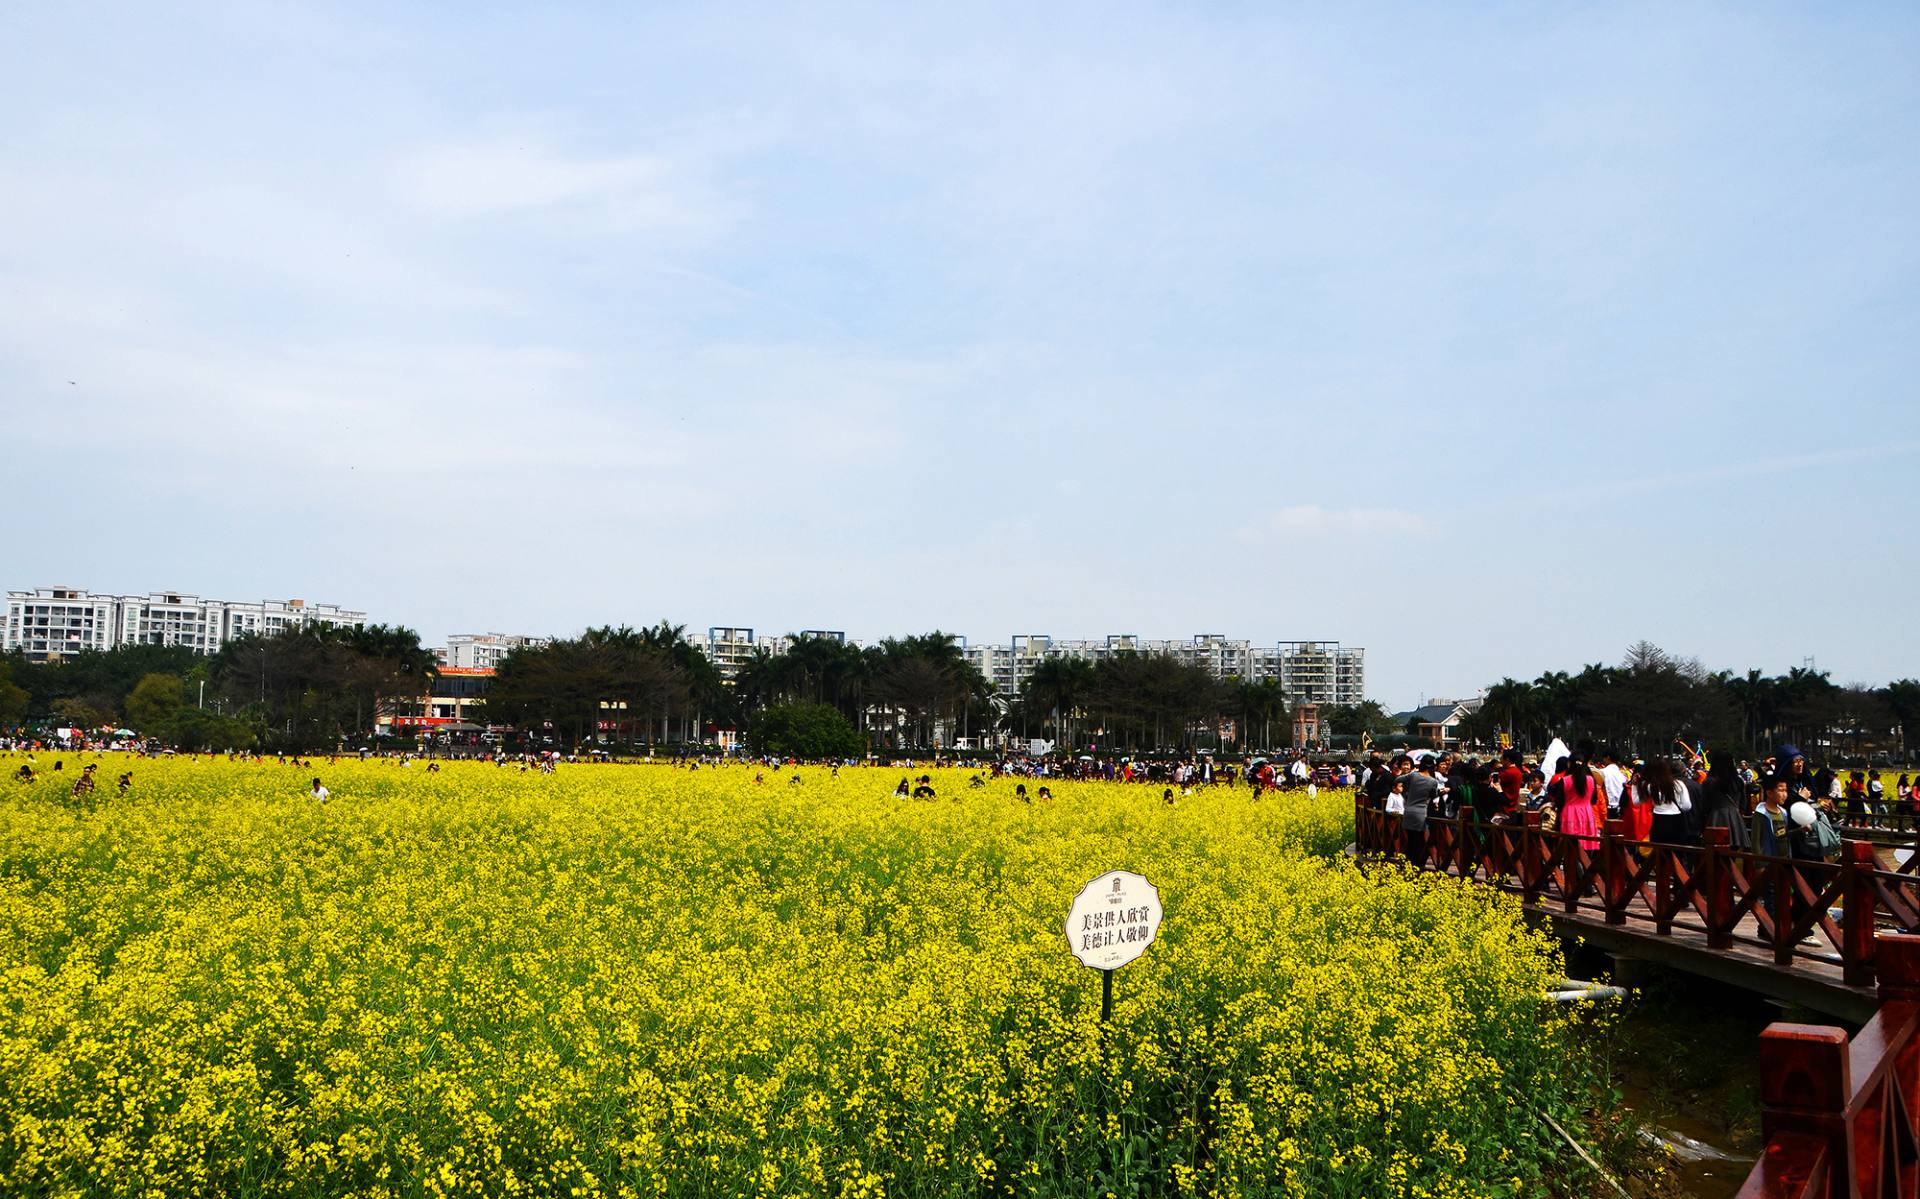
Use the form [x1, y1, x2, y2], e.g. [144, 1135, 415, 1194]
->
[1064, 870, 1162, 970]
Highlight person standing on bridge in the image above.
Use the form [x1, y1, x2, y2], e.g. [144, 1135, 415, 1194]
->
[1596, 747, 1628, 816]
[1394, 754, 1440, 869]
[1497, 748, 1526, 819]
[1699, 756, 1751, 850]
[1645, 758, 1694, 845]
[1548, 757, 1603, 852]
[1779, 745, 1816, 805]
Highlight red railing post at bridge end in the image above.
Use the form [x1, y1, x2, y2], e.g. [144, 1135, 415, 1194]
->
[1842, 840, 1877, 988]
[1702, 826, 1734, 949]
[1756, 1024, 1852, 1199]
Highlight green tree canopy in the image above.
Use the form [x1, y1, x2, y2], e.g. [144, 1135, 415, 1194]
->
[748, 702, 866, 760]
[124, 673, 185, 733]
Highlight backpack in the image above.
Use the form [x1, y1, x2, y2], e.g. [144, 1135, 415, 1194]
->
[1813, 812, 1842, 860]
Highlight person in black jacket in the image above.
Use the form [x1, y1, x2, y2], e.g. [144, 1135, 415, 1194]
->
[1698, 756, 1750, 850]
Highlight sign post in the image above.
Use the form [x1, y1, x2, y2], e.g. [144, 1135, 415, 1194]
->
[1064, 869, 1163, 1021]
[1065, 869, 1162, 1142]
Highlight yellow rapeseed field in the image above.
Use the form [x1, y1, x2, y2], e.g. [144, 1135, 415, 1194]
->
[0, 757, 1600, 1198]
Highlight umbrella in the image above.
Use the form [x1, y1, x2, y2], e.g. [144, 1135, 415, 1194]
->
[1249, 757, 1269, 769]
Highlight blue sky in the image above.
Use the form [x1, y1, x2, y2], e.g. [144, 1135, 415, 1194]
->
[3, 3, 1915, 708]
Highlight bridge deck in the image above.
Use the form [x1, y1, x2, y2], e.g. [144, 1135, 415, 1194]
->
[1356, 850, 1883, 1020]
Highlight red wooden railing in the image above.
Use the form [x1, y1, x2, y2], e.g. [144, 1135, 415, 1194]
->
[1352, 799, 1920, 1196]
[1736, 933, 1920, 1198]
[1353, 801, 1920, 985]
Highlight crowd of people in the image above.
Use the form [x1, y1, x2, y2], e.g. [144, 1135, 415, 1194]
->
[1360, 741, 1920, 864]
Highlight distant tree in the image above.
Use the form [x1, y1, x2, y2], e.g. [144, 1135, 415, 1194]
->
[867, 632, 985, 749]
[1323, 699, 1399, 741]
[210, 624, 436, 749]
[1023, 657, 1095, 749]
[1884, 680, 1920, 763]
[168, 707, 256, 751]
[1230, 678, 1288, 750]
[124, 673, 185, 733]
[482, 627, 691, 749]
[51, 697, 114, 730]
[748, 702, 865, 760]
[1083, 653, 1227, 752]
[0, 656, 27, 728]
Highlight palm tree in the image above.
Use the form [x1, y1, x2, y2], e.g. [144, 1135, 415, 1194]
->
[1024, 657, 1094, 750]
[1484, 677, 1538, 749]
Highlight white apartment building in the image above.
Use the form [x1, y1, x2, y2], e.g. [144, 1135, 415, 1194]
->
[690, 628, 864, 679]
[438, 633, 548, 670]
[3, 588, 116, 659]
[689, 627, 762, 677]
[3, 587, 368, 661]
[1271, 641, 1367, 706]
[961, 633, 1366, 705]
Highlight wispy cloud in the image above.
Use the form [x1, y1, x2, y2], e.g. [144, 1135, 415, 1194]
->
[1244, 506, 1431, 538]
[392, 134, 735, 237]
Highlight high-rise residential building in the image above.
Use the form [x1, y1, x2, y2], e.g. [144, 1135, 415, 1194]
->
[438, 633, 547, 670]
[1272, 641, 1367, 706]
[2, 588, 115, 659]
[689, 627, 761, 677]
[961, 633, 1365, 704]
[689, 628, 867, 678]
[2, 587, 367, 661]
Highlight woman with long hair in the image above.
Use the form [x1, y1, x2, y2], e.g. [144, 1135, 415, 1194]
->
[1646, 757, 1694, 844]
[1698, 754, 1751, 850]
[1621, 761, 1654, 841]
[1551, 757, 1603, 852]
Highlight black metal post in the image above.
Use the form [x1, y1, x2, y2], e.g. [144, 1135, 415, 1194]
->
[1100, 968, 1113, 1022]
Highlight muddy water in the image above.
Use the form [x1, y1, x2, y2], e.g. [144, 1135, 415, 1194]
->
[1624, 1083, 1753, 1199]
[1562, 943, 1777, 1199]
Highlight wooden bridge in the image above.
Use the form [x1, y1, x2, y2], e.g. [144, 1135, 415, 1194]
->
[1352, 802, 1920, 1198]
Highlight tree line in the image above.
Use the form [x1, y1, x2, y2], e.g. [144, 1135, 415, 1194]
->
[1, 624, 437, 750]
[1472, 641, 1920, 761]
[4, 620, 1400, 755]
[18, 626, 1900, 761]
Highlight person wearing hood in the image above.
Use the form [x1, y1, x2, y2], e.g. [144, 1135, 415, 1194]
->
[1779, 745, 1821, 808]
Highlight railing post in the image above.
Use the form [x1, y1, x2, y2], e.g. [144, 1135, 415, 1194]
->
[1603, 819, 1629, 925]
[1773, 858, 1795, 966]
[1655, 841, 1675, 936]
[1756, 1024, 1853, 1199]
[1875, 931, 1920, 1001]
[1519, 810, 1542, 898]
[1702, 827, 1733, 949]
[1456, 812, 1474, 879]
[1843, 840, 1878, 988]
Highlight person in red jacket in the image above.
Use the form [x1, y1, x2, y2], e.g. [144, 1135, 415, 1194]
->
[1497, 748, 1525, 817]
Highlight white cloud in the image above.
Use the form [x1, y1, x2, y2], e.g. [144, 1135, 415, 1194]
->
[1254, 505, 1431, 536]
[392, 135, 735, 237]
